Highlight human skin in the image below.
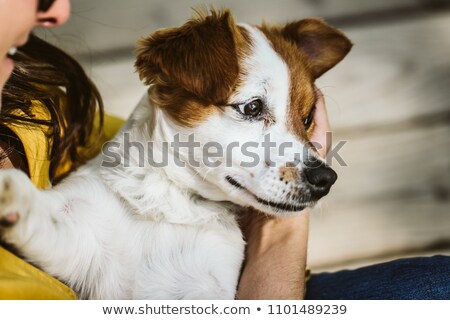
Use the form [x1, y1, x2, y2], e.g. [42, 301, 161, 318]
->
[0, 0, 70, 93]
[237, 89, 331, 299]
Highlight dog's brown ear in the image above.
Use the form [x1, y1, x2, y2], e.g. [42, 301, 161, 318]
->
[281, 19, 352, 78]
[135, 9, 245, 104]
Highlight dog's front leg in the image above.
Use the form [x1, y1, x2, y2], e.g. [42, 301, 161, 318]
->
[0, 169, 134, 299]
[0, 169, 79, 279]
[0, 169, 36, 229]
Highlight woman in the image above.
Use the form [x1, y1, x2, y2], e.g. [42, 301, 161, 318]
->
[0, 0, 77, 299]
[0, 0, 122, 299]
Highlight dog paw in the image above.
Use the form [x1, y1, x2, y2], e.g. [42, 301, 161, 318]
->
[0, 170, 34, 228]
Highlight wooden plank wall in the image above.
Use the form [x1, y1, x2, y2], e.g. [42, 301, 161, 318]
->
[309, 8, 450, 270]
[36, 1, 450, 270]
[38, 0, 437, 56]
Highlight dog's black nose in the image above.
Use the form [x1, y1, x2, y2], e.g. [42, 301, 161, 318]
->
[304, 163, 337, 198]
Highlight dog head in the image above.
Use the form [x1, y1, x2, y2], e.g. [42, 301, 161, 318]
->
[135, 9, 351, 216]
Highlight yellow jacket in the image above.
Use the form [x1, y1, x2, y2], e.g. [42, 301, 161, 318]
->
[0, 102, 124, 299]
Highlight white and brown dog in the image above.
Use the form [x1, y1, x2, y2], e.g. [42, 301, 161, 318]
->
[0, 10, 351, 299]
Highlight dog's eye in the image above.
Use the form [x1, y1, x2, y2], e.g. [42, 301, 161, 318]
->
[238, 99, 263, 117]
[304, 107, 316, 130]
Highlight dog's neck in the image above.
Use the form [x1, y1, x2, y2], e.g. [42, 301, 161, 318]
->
[98, 94, 239, 225]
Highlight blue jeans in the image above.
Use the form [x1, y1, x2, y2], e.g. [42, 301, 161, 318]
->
[305, 255, 450, 299]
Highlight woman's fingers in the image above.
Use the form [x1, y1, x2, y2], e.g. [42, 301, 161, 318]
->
[310, 88, 331, 158]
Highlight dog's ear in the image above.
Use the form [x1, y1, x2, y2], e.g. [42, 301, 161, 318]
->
[281, 19, 352, 78]
[135, 9, 245, 104]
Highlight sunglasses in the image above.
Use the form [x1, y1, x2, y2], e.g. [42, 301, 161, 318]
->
[38, 0, 56, 12]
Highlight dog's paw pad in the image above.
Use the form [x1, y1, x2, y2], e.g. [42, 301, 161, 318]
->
[0, 212, 19, 227]
[0, 170, 34, 227]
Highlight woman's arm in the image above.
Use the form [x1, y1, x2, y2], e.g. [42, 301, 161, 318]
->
[236, 211, 310, 299]
[236, 89, 330, 299]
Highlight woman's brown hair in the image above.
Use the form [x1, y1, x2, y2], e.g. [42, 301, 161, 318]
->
[0, 34, 104, 183]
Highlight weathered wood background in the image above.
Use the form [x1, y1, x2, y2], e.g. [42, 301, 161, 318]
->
[37, 0, 450, 271]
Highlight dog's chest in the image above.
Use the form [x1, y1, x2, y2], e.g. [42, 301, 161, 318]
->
[126, 218, 245, 299]
[56, 164, 245, 299]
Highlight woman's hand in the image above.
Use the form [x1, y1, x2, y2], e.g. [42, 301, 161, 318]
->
[310, 88, 331, 158]
[236, 88, 330, 300]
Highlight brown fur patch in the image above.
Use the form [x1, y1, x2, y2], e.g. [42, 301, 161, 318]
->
[148, 77, 217, 127]
[259, 25, 316, 141]
[259, 19, 351, 140]
[281, 19, 353, 78]
[135, 9, 252, 127]
[279, 164, 299, 182]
